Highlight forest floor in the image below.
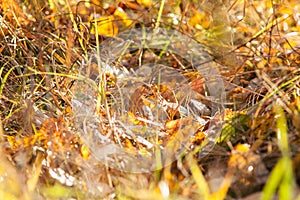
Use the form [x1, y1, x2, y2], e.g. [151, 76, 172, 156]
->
[0, 0, 300, 199]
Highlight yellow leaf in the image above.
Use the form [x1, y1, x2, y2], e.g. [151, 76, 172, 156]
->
[257, 59, 267, 69]
[127, 111, 142, 125]
[192, 131, 206, 145]
[125, 138, 136, 152]
[165, 119, 180, 131]
[114, 7, 133, 27]
[278, 6, 294, 15]
[189, 11, 210, 29]
[233, 143, 250, 153]
[48, 0, 55, 10]
[80, 144, 90, 160]
[91, 16, 118, 37]
[136, 0, 152, 8]
[228, 143, 250, 168]
[7, 136, 17, 150]
[139, 148, 150, 156]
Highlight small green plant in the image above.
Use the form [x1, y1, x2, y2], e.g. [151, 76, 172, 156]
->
[262, 101, 296, 200]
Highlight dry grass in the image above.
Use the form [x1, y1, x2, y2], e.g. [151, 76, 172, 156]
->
[0, 0, 299, 199]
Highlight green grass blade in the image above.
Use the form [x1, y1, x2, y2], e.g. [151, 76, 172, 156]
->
[261, 157, 285, 200]
[279, 157, 294, 200]
[262, 103, 295, 200]
[275, 101, 289, 156]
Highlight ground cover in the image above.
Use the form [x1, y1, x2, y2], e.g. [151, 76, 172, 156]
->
[0, 0, 299, 199]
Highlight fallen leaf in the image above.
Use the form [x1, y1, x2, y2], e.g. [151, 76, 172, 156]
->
[90, 16, 118, 37]
[113, 7, 133, 27]
[136, 0, 152, 8]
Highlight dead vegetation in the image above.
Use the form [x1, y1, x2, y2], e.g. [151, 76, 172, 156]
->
[0, 0, 300, 199]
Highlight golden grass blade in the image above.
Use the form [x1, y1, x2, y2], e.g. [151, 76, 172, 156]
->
[187, 153, 210, 200]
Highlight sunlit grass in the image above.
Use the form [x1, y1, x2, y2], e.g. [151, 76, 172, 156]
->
[0, 0, 299, 199]
[262, 102, 296, 200]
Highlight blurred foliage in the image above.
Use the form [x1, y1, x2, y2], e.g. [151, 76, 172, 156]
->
[0, 0, 299, 199]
